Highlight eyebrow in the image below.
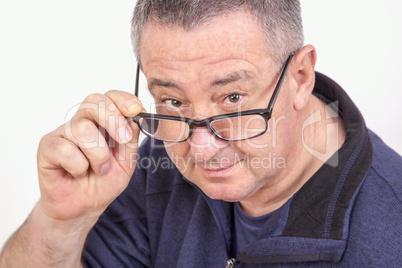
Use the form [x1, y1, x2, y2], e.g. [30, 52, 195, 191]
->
[148, 79, 181, 91]
[211, 71, 255, 87]
[147, 70, 255, 91]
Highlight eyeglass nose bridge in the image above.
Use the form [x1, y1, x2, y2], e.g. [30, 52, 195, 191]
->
[187, 118, 219, 139]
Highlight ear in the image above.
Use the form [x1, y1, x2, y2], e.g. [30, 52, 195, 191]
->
[291, 45, 317, 111]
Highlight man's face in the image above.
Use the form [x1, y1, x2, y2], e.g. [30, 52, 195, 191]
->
[140, 11, 298, 202]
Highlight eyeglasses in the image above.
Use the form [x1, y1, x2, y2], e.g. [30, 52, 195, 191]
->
[132, 53, 294, 142]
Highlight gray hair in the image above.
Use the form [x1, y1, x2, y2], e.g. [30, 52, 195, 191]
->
[131, 0, 304, 68]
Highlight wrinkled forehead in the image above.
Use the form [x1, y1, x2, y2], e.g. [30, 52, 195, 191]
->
[139, 10, 273, 71]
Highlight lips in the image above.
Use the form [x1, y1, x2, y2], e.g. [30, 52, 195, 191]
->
[198, 157, 245, 177]
[203, 165, 235, 177]
[195, 158, 238, 170]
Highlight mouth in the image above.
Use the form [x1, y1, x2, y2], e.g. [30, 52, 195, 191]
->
[200, 158, 245, 178]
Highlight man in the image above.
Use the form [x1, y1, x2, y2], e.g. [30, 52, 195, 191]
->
[1, 0, 401, 267]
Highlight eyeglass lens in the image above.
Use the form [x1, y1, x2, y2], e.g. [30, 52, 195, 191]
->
[138, 114, 268, 142]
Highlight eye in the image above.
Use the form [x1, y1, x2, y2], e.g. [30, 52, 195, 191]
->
[163, 98, 183, 108]
[227, 94, 241, 103]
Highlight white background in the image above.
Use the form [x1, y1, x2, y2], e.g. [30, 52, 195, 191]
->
[0, 1, 401, 248]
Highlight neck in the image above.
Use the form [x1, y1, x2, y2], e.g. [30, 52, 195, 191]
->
[239, 96, 346, 217]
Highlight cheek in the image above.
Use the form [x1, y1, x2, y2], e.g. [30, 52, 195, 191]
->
[271, 115, 299, 154]
[237, 130, 289, 173]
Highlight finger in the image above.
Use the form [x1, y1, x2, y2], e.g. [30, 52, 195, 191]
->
[38, 131, 89, 178]
[106, 107, 148, 176]
[74, 93, 135, 145]
[64, 118, 110, 175]
[104, 90, 143, 117]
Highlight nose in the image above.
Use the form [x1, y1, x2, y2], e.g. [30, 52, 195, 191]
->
[189, 126, 228, 159]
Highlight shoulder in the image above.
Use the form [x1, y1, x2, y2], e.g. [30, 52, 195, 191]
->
[343, 130, 401, 265]
[367, 129, 402, 202]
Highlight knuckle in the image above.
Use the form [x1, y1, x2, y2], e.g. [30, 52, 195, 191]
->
[84, 92, 104, 104]
[108, 102, 118, 113]
[38, 127, 62, 151]
[105, 90, 126, 108]
[59, 147, 89, 176]
[76, 93, 106, 118]
[105, 89, 119, 96]
[58, 141, 76, 160]
[105, 89, 135, 108]
[75, 119, 95, 137]
[37, 136, 51, 158]
[70, 119, 99, 146]
[38, 132, 51, 147]
[94, 148, 110, 165]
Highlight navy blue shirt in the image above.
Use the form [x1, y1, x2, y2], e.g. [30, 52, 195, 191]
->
[234, 202, 272, 253]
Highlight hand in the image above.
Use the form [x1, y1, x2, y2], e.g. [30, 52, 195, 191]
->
[36, 90, 143, 226]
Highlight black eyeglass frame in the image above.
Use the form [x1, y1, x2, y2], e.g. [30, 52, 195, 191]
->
[132, 52, 294, 142]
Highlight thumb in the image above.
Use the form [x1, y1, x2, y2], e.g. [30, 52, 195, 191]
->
[112, 117, 143, 177]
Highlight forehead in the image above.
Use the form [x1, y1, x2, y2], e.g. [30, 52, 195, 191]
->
[139, 11, 272, 71]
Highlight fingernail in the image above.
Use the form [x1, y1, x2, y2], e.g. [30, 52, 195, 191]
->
[125, 99, 140, 114]
[99, 161, 110, 175]
[118, 125, 133, 143]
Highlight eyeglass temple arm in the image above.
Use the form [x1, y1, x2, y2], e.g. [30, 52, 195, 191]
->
[135, 64, 140, 97]
[266, 52, 295, 111]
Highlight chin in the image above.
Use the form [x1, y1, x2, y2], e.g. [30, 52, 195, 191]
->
[197, 180, 255, 202]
